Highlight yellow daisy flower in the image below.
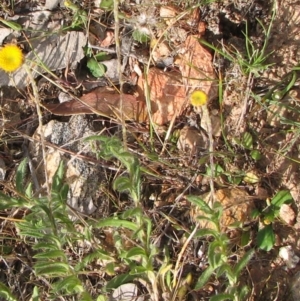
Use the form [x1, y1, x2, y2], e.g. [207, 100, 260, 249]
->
[190, 90, 208, 107]
[0, 44, 24, 73]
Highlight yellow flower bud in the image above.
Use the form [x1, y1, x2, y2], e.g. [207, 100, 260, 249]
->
[190, 90, 208, 107]
[0, 44, 24, 73]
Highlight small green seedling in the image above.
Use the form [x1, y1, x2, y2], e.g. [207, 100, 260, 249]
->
[254, 190, 293, 251]
[64, 0, 88, 28]
[87, 58, 106, 78]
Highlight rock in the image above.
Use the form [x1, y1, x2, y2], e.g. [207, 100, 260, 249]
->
[43, 0, 62, 10]
[110, 283, 144, 301]
[29, 115, 105, 218]
[279, 204, 296, 226]
[279, 246, 299, 269]
[291, 271, 300, 301]
[0, 31, 87, 88]
[0, 28, 12, 44]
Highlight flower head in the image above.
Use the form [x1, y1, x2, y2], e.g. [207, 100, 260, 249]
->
[190, 90, 208, 107]
[0, 44, 24, 73]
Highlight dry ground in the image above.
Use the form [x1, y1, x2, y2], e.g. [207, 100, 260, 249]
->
[1, 0, 300, 300]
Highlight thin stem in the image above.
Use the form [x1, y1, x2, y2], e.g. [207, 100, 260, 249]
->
[113, 0, 127, 149]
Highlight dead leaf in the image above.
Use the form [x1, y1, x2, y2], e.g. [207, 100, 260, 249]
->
[178, 35, 217, 99]
[188, 7, 200, 27]
[152, 42, 171, 63]
[138, 68, 186, 125]
[44, 86, 148, 122]
[160, 6, 177, 18]
[100, 30, 114, 47]
[192, 188, 254, 230]
[177, 126, 207, 153]
[198, 21, 206, 36]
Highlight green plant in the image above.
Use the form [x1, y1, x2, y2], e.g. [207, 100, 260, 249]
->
[64, 0, 88, 29]
[85, 135, 201, 301]
[87, 57, 106, 78]
[253, 190, 293, 251]
[0, 159, 115, 300]
[187, 195, 254, 301]
[85, 136, 162, 300]
[199, 9, 275, 78]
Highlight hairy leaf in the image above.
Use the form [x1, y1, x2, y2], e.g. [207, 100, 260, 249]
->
[96, 218, 138, 231]
[16, 158, 28, 194]
[194, 265, 215, 289]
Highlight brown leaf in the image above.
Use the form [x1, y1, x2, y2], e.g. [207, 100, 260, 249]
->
[138, 68, 187, 125]
[178, 35, 217, 99]
[159, 6, 177, 18]
[100, 30, 114, 47]
[44, 87, 148, 122]
[192, 188, 254, 231]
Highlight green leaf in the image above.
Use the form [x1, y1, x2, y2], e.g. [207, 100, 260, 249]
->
[52, 161, 65, 194]
[25, 182, 33, 198]
[117, 151, 136, 169]
[17, 226, 45, 239]
[99, 0, 114, 10]
[34, 262, 70, 276]
[95, 52, 111, 61]
[210, 293, 234, 301]
[237, 285, 250, 300]
[243, 171, 259, 184]
[97, 295, 108, 301]
[121, 207, 142, 219]
[215, 263, 231, 278]
[80, 292, 93, 301]
[194, 265, 215, 289]
[96, 217, 139, 231]
[0, 193, 24, 209]
[0, 19, 22, 31]
[87, 58, 106, 78]
[187, 195, 212, 215]
[75, 250, 114, 272]
[271, 190, 293, 208]
[206, 164, 224, 177]
[16, 158, 28, 194]
[104, 274, 136, 292]
[233, 249, 254, 278]
[257, 224, 275, 251]
[250, 149, 261, 161]
[121, 247, 146, 260]
[241, 132, 253, 150]
[130, 266, 148, 275]
[132, 29, 150, 43]
[0, 282, 17, 301]
[195, 228, 219, 238]
[53, 275, 83, 294]
[60, 183, 69, 202]
[31, 286, 39, 301]
[240, 230, 251, 247]
[113, 176, 132, 193]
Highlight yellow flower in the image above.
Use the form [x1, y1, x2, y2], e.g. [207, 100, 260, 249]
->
[190, 90, 208, 107]
[0, 44, 24, 73]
